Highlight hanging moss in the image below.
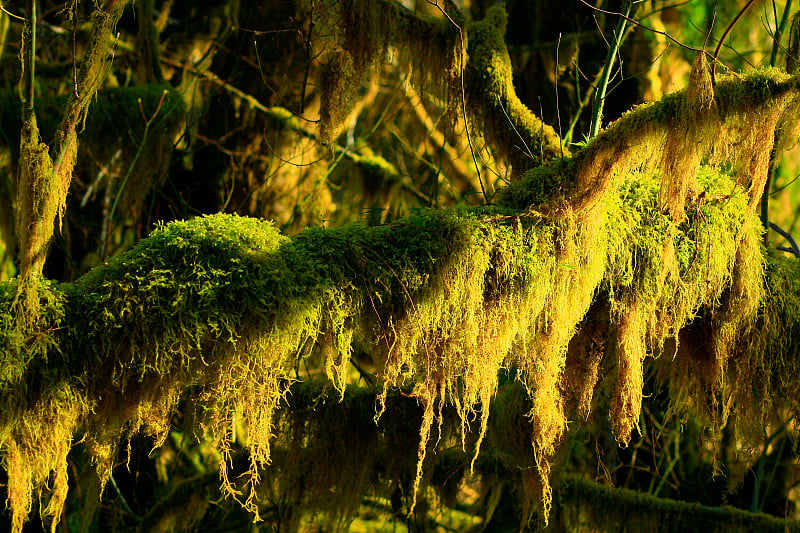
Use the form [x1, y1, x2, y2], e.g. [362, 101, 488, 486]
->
[313, 0, 460, 142]
[512, 67, 800, 222]
[311, 0, 567, 177]
[3, 156, 796, 530]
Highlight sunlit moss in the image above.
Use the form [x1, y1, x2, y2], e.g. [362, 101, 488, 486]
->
[1, 159, 785, 530]
[3, 28, 800, 528]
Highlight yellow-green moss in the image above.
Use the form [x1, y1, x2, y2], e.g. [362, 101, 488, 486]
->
[2, 159, 787, 530]
[465, 5, 567, 175]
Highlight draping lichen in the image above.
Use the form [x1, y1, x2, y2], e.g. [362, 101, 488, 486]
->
[537, 67, 800, 220]
[312, 0, 460, 142]
[311, 1, 565, 176]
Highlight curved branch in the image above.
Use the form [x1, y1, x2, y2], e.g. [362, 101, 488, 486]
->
[769, 221, 800, 257]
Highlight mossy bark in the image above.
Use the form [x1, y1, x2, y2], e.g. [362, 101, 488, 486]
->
[13, 0, 128, 323]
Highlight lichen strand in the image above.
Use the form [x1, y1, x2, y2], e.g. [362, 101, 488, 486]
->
[730, 253, 800, 437]
[658, 52, 716, 223]
[1, 159, 783, 530]
[610, 168, 762, 444]
[464, 5, 566, 174]
[315, 2, 563, 173]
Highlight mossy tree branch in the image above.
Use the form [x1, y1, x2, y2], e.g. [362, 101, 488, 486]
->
[464, 5, 567, 177]
[14, 0, 127, 322]
[315, 1, 565, 176]
[507, 69, 800, 219]
[1, 161, 798, 529]
[4, 3, 800, 532]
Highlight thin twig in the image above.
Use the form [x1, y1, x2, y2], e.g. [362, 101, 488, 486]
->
[711, 0, 758, 86]
[71, 0, 78, 98]
[703, 2, 717, 51]
[22, 0, 36, 113]
[589, 0, 631, 138]
[579, 0, 708, 55]
[770, 0, 793, 66]
[425, 0, 488, 202]
[496, 94, 534, 162]
[1, 4, 26, 20]
[768, 222, 800, 257]
[104, 91, 171, 258]
[556, 33, 563, 157]
[299, 0, 314, 114]
[109, 474, 144, 523]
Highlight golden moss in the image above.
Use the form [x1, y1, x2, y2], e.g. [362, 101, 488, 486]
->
[3, 61, 800, 529]
[536, 69, 800, 220]
[14, 112, 58, 324]
[658, 53, 716, 223]
[2, 158, 786, 530]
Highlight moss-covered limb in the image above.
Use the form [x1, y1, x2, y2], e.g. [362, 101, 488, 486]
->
[519, 68, 800, 219]
[12, 0, 128, 327]
[0, 170, 14, 281]
[0, 167, 791, 530]
[463, 5, 566, 175]
[18, 0, 35, 115]
[14, 113, 57, 321]
[553, 474, 800, 533]
[312, 1, 565, 173]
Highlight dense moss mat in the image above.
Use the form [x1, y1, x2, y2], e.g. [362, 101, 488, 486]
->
[0, 167, 795, 531]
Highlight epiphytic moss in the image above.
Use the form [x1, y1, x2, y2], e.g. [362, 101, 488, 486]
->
[1, 160, 781, 530]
